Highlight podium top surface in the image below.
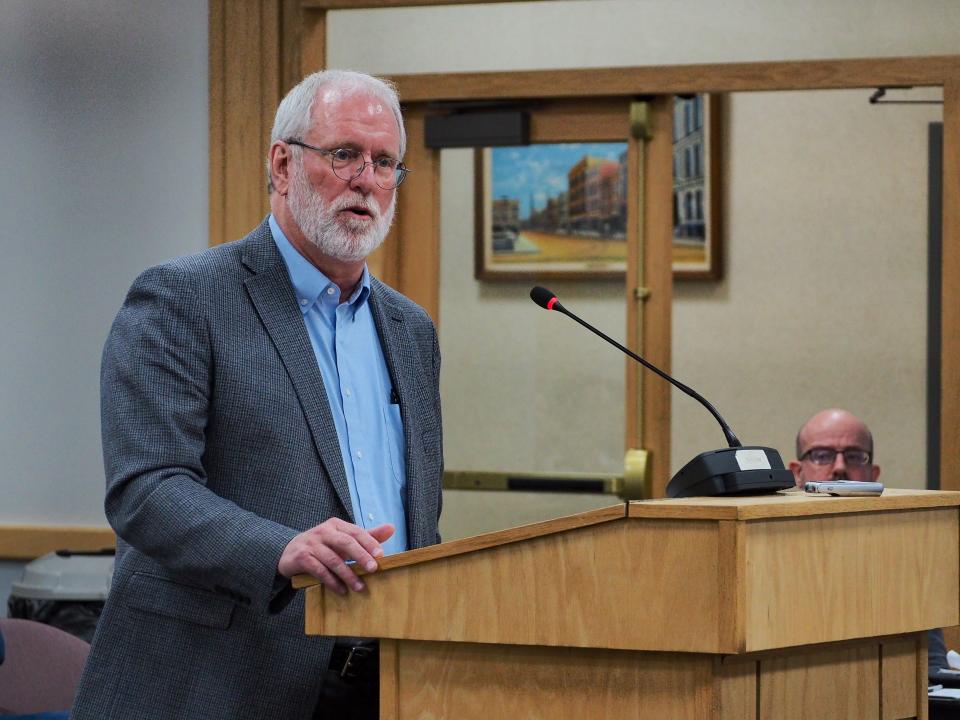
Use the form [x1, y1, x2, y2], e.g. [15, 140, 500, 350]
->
[294, 489, 959, 589]
[628, 487, 960, 520]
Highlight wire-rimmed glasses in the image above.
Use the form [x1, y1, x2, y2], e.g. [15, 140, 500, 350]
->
[284, 139, 409, 189]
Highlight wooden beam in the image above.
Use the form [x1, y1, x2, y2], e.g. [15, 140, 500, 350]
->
[388, 56, 960, 102]
[641, 97, 674, 497]
[209, 0, 287, 247]
[394, 106, 440, 322]
[299, 6, 327, 76]
[0, 526, 116, 561]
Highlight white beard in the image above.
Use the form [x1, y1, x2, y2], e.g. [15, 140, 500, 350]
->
[287, 160, 396, 263]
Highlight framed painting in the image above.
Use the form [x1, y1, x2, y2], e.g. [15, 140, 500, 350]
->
[473, 94, 721, 281]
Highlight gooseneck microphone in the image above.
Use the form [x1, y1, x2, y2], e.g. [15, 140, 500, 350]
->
[530, 286, 741, 448]
[530, 286, 795, 498]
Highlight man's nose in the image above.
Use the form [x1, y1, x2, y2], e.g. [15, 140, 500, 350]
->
[831, 453, 848, 478]
[348, 160, 378, 194]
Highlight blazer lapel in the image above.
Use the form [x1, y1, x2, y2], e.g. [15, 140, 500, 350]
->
[368, 282, 430, 541]
[240, 221, 355, 522]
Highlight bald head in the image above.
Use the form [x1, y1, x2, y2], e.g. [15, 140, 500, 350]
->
[789, 408, 880, 486]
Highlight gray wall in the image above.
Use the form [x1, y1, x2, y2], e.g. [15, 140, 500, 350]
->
[0, 1, 209, 529]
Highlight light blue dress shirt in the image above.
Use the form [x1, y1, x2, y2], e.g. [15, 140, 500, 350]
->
[270, 215, 408, 555]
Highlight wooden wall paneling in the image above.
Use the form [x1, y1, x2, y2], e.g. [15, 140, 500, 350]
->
[209, 0, 287, 247]
[642, 96, 675, 497]
[298, 6, 327, 76]
[209, 0, 226, 247]
[280, 0, 305, 91]
[394, 106, 440, 321]
[388, 56, 960, 102]
[942, 79, 960, 493]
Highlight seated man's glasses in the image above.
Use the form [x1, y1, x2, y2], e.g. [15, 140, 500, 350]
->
[284, 139, 410, 190]
[800, 447, 872, 467]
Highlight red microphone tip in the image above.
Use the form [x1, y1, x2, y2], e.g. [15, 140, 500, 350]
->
[546, 297, 558, 311]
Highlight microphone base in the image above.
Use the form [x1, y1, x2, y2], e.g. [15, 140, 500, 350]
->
[666, 446, 796, 499]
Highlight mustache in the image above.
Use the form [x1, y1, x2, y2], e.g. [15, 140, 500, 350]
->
[328, 193, 381, 220]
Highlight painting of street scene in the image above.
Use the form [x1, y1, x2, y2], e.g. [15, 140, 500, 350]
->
[476, 142, 629, 279]
[671, 93, 719, 279]
[475, 94, 720, 280]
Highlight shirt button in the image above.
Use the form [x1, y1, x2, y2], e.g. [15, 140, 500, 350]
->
[344, 388, 352, 397]
[299, 298, 308, 306]
[356, 450, 363, 459]
[367, 513, 374, 521]
[326, 288, 336, 295]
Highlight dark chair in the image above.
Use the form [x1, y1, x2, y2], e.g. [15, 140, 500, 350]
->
[0, 618, 89, 715]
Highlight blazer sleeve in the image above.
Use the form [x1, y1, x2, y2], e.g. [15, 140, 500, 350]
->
[101, 263, 297, 609]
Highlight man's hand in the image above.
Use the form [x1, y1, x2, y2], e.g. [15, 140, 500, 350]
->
[277, 519, 395, 595]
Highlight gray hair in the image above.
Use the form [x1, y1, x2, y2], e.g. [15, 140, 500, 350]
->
[265, 69, 406, 193]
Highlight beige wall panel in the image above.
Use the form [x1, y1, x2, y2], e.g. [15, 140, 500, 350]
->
[759, 643, 879, 720]
[326, 3, 960, 77]
[674, 88, 939, 491]
[744, 508, 958, 651]
[395, 640, 714, 720]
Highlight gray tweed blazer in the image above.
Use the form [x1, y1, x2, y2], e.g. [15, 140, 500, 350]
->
[71, 219, 443, 720]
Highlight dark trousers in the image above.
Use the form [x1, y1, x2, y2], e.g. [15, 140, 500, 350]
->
[313, 639, 379, 720]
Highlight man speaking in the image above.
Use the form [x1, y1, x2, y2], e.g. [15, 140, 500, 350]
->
[73, 70, 443, 720]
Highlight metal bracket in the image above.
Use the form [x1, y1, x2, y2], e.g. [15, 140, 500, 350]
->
[633, 287, 651, 302]
[623, 448, 651, 501]
[630, 101, 652, 140]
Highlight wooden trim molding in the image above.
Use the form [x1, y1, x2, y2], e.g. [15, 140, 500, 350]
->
[0, 526, 116, 561]
[387, 56, 960, 102]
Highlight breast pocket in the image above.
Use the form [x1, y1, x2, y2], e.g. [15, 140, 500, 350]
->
[382, 401, 406, 486]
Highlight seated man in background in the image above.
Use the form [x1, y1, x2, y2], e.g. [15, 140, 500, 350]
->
[790, 408, 950, 680]
[788, 408, 879, 487]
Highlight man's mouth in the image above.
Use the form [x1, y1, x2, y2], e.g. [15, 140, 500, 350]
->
[341, 205, 373, 219]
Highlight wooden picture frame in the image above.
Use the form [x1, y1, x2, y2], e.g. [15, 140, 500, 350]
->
[473, 94, 722, 281]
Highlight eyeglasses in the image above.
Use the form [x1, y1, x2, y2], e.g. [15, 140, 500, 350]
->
[800, 447, 872, 467]
[284, 139, 410, 189]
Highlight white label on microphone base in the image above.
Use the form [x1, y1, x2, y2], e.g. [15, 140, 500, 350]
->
[736, 449, 771, 471]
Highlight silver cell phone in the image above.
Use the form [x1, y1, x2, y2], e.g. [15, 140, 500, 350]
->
[804, 480, 884, 496]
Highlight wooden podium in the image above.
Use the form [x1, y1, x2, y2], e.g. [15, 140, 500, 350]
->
[296, 489, 960, 719]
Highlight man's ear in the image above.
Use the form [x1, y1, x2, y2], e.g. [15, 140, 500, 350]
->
[788, 461, 803, 487]
[871, 464, 881, 481]
[269, 142, 292, 196]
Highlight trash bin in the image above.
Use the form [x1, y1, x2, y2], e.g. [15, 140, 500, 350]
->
[7, 549, 114, 643]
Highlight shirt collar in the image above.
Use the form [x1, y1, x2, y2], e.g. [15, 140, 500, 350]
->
[269, 214, 371, 314]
